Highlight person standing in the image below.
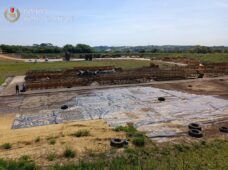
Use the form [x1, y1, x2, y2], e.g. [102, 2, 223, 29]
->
[16, 84, 19, 95]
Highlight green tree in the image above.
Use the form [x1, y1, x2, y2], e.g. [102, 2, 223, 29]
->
[74, 44, 94, 53]
[63, 44, 75, 53]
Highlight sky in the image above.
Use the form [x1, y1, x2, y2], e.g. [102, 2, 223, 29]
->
[0, 0, 228, 46]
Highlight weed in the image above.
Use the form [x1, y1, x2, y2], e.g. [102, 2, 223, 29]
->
[1, 143, 12, 150]
[0, 159, 36, 170]
[71, 130, 90, 137]
[64, 148, 76, 158]
[47, 152, 56, 161]
[132, 137, 145, 147]
[19, 155, 31, 161]
[49, 139, 56, 145]
[34, 137, 40, 143]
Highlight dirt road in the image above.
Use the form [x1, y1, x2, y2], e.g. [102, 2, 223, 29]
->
[0, 54, 25, 61]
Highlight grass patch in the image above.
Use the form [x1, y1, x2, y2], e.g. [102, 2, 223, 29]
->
[1, 143, 12, 150]
[71, 129, 90, 137]
[47, 153, 56, 161]
[146, 52, 228, 63]
[0, 160, 35, 170]
[49, 139, 56, 145]
[63, 148, 76, 158]
[19, 155, 31, 162]
[1, 53, 227, 85]
[34, 137, 40, 143]
[52, 139, 228, 170]
[0, 60, 150, 85]
[132, 136, 145, 147]
[114, 124, 146, 147]
[114, 123, 139, 137]
[0, 139, 227, 169]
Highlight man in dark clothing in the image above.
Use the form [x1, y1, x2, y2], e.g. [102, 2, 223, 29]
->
[16, 84, 19, 95]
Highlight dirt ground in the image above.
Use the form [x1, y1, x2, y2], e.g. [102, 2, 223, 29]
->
[0, 113, 125, 166]
[0, 77, 227, 166]
[151, 78, 228, 99]
[157, 119, 228, 144]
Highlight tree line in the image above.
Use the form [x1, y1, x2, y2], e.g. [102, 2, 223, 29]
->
[0, 43, 94, 54]
[0, 44, 228, 54]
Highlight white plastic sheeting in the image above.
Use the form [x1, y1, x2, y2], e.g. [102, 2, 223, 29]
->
[13, 87, 228, 139]
[71, 87, 228, 137]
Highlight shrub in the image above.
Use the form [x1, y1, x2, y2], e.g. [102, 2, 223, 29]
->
[19, 155, 31, 161]
[49, 139, 56, 145]
[71, 130, 90, 137]
[34, 137, 40, 143]
[132, 137, 145, 147]
[64, 148, 75, 158]
[1, 143, 12, 150]
[47, 153, 56, 161]
[114, 124, 137, 137]
[114, 126, 126, 132]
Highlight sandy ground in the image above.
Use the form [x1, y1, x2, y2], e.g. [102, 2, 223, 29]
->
[152, 60, 188, 67]
[0, 113, 125, 166]
[0, 54, 25, 61]
[0, 76, 25, 96]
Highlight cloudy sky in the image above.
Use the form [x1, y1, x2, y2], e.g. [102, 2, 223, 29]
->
[0, 0, 228, 46]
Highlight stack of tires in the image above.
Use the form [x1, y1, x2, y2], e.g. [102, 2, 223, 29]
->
[219, 127, 228, 133]
[188, 123, 203, 138]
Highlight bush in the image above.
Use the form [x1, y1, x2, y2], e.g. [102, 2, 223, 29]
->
[132, 137, 145, 147]
[47, 153, 56, 161]
[71, 130, 90, 137]
[64, 148, 75, 158]
[1, 143, 12, 149]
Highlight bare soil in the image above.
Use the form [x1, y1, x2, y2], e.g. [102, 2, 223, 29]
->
[151, 78, 228, 99]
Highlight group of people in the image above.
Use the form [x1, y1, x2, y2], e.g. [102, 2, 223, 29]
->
[15, 84, 27, 95]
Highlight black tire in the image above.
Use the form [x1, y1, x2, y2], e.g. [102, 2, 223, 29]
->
[188, 129, 203, 138]
[110, 138, 126, 148]
[61, 105, 68, 110]
[219, 127, 228, 133]
[188, 123, 202, 131]
[158, 97, 165, 102]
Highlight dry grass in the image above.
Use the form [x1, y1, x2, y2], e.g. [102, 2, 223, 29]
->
[0, 113, 125, 166]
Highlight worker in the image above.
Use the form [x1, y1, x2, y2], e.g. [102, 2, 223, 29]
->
[21, 84, 27, 92]
[16, 84, 19, 95]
